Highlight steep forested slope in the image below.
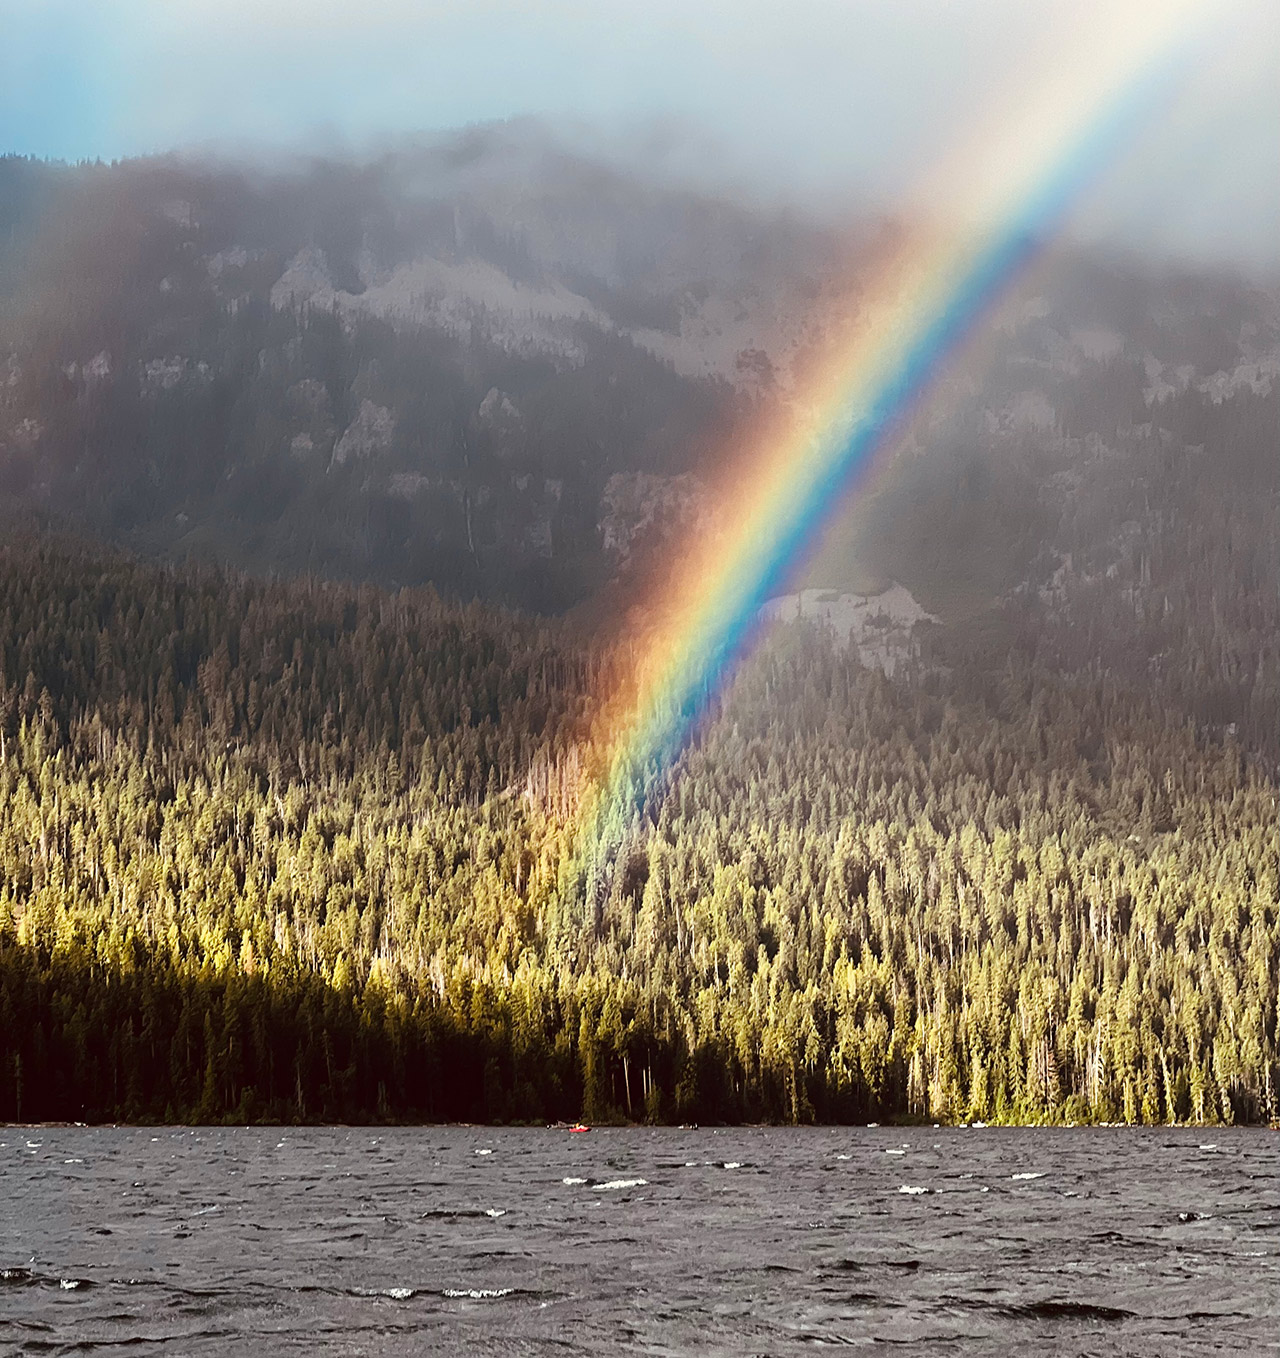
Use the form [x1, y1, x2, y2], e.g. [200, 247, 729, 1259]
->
[1, 538, 1274, 1125]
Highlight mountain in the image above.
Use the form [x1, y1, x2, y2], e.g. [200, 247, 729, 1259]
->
[0, 133, 831, 610]
[3, 130, 1275, 636]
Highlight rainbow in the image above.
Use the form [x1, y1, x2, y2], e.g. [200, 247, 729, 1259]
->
[568, 0, 1214, 887]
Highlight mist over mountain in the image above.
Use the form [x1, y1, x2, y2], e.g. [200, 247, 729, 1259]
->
[1, 126, 1275, 649]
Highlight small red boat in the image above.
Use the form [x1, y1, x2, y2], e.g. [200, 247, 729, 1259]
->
[568, 1123, 591, 1133]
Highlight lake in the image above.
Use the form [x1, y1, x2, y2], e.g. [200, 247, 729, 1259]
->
[1, 1125, 1276, 1354]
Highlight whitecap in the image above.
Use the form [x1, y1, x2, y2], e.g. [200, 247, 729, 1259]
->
[1011, 1172, 1045, 1181]
[59, 1278, 89, 1291]
[1199, 1144, 1218, 1152]
[474, 1148, 493, 1157]
[484, 1209, 506, 1218]
[592, 1178, 647, 1191]
[885, 1149, 907, 1156]
[383, 1287, 415, 1300]
[443, 1287, 514, 1299]
[834, 1154, 852, 1161]
[63, 1159, 83, 1165]
[721, 1162, 741, 1170]
[898, 1185, 929, 1195]
[561, 1177, 587, 1185]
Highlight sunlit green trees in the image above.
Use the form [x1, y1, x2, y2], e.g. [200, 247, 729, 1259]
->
[0, 536, 1275, 1125]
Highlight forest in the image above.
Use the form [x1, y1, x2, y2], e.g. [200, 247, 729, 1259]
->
[1, 142, 1276, 1129]
[0, 532, 1274, 1126]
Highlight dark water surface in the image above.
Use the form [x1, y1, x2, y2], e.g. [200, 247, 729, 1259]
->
[1, 1125, 1276, 1355]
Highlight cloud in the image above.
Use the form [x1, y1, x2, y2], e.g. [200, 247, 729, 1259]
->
[2, 0, 1276, 267]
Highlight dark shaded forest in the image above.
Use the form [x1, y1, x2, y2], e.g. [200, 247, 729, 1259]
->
[0, 534, 1274, 1126]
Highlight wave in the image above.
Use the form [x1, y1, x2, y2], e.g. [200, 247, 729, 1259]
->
[443, 1287, 515, 1299]
[1017, 1300, 1132, 1322]
[947, 1296, 1133, 1323]
[832, 1258, 921, 1273]
[1, 1269, 94, 1292]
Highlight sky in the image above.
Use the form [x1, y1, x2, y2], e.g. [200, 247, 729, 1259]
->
[2, 0, 1277, 268]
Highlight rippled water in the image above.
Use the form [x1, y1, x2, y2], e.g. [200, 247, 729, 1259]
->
[1, 1125, 1277, 1355]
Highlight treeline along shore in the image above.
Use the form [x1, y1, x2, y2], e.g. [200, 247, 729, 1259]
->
[0, 538, 1275, 1125]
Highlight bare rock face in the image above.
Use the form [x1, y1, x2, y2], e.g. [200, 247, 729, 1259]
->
[140, 357, 210, 394]
[478, 386, 523, 431]
[141, 357, 187, 392]
[760, 585, 938, 677]
[331, 400, 395, 467]
[522, 514, 554, 559]
[271, 247, 336, 310]
[207, 247, 250, 279]
[387, 472, 432, 500]
[287, 378, 329, 416]
[8, 417, 42, 449]
[599, 471, 711, 567]
[62, 351, 113, 389]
